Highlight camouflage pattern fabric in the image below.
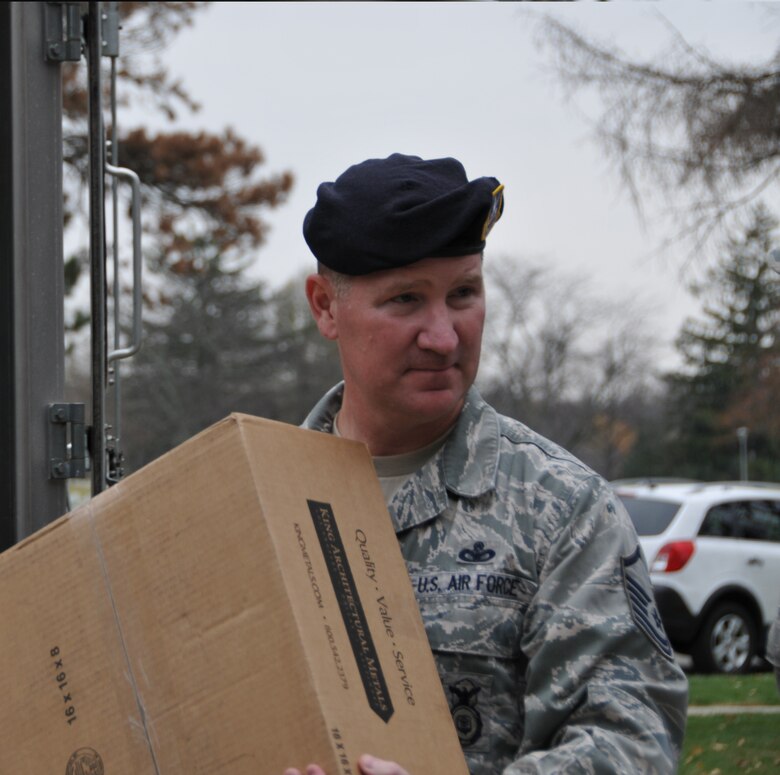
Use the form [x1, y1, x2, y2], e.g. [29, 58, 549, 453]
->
[304, 384, 688, 774]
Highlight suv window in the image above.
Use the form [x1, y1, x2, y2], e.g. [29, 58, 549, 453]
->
[699, 500, 780, 541]
[699, 501, 751, 538]
[749, 500, 780, 542]
[618, 497, 680, 536]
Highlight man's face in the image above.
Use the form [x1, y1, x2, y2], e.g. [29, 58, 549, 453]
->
[308, 253, 485, 448]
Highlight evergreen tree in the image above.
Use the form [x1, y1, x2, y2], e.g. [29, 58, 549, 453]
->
[664, 205, 780, 479]
[121, 251, 273, 468]
[121, 262, 341, 470]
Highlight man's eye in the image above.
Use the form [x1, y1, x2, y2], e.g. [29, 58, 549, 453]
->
[391, 293, 417, 304]
[451, 286, 476, 299]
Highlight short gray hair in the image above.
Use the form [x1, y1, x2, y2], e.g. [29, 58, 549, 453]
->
[317, 262, 352, 297]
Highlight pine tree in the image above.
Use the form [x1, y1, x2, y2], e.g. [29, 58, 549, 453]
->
[665, 205, 780, 479]
[121, 263, 342, 470]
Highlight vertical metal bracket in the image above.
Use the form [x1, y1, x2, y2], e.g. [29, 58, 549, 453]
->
[101, 2, 120, 58]
[48, 403, 87, 479]
[44, 2, 83, 63]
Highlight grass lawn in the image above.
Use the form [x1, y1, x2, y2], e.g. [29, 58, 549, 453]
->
[687, 672, 780, 707]
[681, 672, 780, 774]
[681, 715, 780, 774]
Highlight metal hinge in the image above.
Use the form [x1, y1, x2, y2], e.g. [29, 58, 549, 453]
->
[48, 403, 88, 479]
[44, 3, 83, 63]
[44, 2, 119, 63]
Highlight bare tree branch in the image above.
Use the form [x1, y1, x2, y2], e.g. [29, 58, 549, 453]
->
[534, 13, 780, 253]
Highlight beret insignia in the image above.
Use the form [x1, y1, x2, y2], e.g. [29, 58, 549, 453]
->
[481, 184, 505, 241]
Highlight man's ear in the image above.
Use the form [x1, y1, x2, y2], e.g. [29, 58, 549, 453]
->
[305, 273, 339, 340]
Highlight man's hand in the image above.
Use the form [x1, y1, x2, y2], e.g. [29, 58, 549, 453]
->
[284, 754, 410, 775]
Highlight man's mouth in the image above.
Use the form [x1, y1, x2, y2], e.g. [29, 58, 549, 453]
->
[406, 363, 460, 381]
[408, 361, 458, 372]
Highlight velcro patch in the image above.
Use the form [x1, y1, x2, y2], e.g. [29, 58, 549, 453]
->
[622, 546, 675, 661]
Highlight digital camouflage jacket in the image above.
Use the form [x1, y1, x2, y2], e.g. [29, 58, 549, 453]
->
[303, 384, 688, 774]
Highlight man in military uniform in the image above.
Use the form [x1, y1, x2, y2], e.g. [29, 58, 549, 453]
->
[284, 154, 687, 775]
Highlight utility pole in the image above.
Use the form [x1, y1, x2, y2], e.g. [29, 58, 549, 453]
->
[736, 426, 749, 482]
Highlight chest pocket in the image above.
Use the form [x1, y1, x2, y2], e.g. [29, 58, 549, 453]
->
[412, 570, 534, 765]
[411, 570, 535, 659]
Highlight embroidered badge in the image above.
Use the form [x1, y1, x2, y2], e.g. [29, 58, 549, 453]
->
[458, 541, 496, 563]
[449, 678, 483, 747]
[480, 183, 505, 240]
[622, 546, 675, 660]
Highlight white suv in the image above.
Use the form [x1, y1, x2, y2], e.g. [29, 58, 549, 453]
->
[612, 480, 780, 674]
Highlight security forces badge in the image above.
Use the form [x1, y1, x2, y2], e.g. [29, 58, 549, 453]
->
[622, 546, 675, 661]
[448, 677, 486, 751]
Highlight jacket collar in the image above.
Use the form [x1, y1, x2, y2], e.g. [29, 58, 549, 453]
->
[302, 383, 501, 532]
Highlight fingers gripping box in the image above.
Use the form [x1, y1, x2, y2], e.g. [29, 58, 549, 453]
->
[0, 415, 468, 775]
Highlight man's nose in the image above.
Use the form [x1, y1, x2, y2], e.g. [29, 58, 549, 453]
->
[417, 306, 458, 354]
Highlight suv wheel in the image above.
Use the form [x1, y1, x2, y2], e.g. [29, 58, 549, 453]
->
[691, 602, 758, 674]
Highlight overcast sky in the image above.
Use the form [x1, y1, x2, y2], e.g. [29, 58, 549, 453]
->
[135, 1, 780, 369]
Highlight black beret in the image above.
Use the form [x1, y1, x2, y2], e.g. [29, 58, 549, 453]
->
[303, 153, 504, 276]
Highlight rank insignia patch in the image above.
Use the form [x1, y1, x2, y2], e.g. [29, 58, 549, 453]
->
[622, 545, 675, 661]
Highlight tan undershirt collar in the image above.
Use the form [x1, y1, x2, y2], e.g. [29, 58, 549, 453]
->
[332, 412, 452, 501]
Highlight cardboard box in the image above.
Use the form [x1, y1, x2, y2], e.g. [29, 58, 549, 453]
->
[0, 415, 468, 775]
